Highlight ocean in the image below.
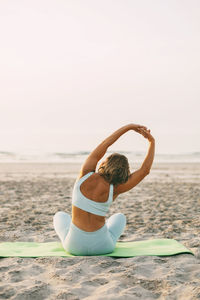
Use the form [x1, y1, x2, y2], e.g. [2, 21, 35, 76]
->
[0, 150, 200, 163]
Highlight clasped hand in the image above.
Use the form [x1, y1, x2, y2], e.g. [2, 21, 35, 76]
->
[130, 124, 155, 142]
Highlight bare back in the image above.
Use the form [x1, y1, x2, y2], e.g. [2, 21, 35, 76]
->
[72, 173, 118, 232]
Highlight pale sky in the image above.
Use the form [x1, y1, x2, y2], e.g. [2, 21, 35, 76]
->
[0, 0, 199, 154]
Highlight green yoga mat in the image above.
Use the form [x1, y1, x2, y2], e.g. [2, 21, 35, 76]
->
[0, 239, 193, 257]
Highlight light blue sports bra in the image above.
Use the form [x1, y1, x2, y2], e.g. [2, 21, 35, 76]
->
[72, 171, 113, 217]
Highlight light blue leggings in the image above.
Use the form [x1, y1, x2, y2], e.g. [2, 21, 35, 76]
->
[53, 211, 126, 255]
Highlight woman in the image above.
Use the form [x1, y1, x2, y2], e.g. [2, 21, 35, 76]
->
[53, 123, 155, 255]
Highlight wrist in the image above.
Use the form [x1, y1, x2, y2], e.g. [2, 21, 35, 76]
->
[149, 137, 155, 143]
[127, 123, 137, 130]
[123, 124, 134, 132]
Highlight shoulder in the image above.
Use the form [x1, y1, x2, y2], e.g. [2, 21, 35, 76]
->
[77, 172, 109, 191]
[77, 170, 96, 180]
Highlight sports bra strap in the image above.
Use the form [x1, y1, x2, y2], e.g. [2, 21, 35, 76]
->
[76, 172, 94, 185]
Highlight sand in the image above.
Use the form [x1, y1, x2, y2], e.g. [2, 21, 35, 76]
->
[0, 162, 199, 300]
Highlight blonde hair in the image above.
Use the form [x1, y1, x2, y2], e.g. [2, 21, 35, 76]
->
[98, 153, 130, 185]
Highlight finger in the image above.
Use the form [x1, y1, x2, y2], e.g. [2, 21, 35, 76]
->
[138, 130, 146, 135]
[138, 129, 146, 135]
[139, 125, 147, 129]
[140, 128, 148, 133]
[139, 130, 148, 137]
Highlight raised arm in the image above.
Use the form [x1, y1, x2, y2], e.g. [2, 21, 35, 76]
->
[115, 128, 155, 194]
[79, 123, 147, 178]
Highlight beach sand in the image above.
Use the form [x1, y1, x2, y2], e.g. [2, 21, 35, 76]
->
[0, 162, 199, 299]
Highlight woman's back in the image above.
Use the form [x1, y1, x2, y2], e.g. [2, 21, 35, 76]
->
[79, 172, 112, 202]
[72, 172, 117, 232]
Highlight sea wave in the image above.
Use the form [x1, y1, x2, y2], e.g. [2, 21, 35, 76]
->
[0, 150, 200, 163]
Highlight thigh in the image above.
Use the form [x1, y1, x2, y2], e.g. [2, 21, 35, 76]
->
[53, 211, 71, 244]
[106, 213, 126, 243]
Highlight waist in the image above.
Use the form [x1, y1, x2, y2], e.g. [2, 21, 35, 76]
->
[72, 205, 106, 232]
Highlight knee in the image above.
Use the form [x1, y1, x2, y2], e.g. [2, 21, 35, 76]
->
[53, 211, 70, 222]
[118, 213, 126, 226]
[53, 211, 64, 219]
[114, 213, 126, 225]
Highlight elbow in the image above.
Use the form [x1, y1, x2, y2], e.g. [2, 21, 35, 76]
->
[143, 168, 150, 176]
[145, 169, 150, 175]
[140, 166, 151, 176]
